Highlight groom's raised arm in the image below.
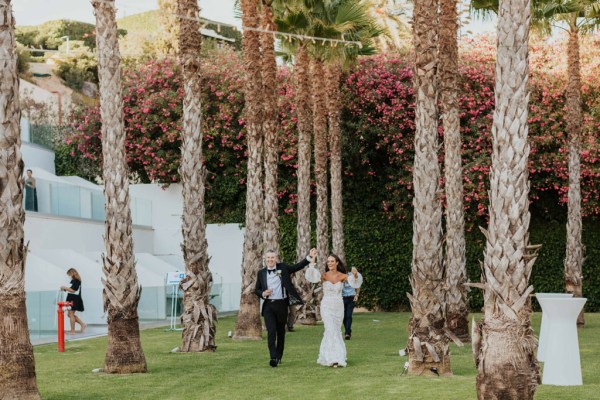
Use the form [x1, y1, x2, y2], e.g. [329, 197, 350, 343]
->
[288, 247, 317, 273]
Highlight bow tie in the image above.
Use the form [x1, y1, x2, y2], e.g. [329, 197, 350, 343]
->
[268, 269, 276, 274]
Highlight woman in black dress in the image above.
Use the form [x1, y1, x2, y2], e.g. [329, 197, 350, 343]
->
[61, 268, 86, 334]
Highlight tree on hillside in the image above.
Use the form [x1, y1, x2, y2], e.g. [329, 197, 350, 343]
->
[471, 0, 541, 396]
[407, 0, 451, 376]
[176, 0, 217, 352]
[367, 0, 412, 51]
[233, 0, 265, 340]
[157, 0, 179, 54]
[439, 0, 469, 343]
[92, 0, 147, 373]
[0, 1, 42, 397]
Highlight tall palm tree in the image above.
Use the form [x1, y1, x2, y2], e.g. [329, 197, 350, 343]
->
[92, 0, 147, 373]
[0, 1, 42, 397]
[327, 60, 345, 261]
[471, 0, 541, 396]
[294, 44, 317, 324]
[260, 0, 281, 254]
[311, 56, 329, 270]
[274, 2, 317, 324]
[407, 0, 451, 375]
[177, 0, 217, 352]
[533, 0, 600, 328]
[560, 2, 599, 327]
[439, 0, 469, 343]
[233, 0, 265, 340]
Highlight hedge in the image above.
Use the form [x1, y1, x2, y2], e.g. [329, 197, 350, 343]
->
[279, 210, 600, 312]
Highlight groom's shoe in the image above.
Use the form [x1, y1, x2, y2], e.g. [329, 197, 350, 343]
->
[277, 358, 282, 365]
[345, 334, 351, 340]
[269, 358, 278, 368]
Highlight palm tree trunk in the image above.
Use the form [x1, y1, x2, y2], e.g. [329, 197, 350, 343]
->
[439, 0, 469, 343]
[92, 0, 147, 373]
[312, 58, 329, 270]
[261, 2, 280, 254]
[177, 0, 217, 352]
[327, 61, 345, 262]
[0, 2, 41, 397]
[564, 21, 584, 328]
[407, 0, 450, 376]
[295, 45, 317, 325]
[233, 0, 264, 340]
[473, 0, 540, 397]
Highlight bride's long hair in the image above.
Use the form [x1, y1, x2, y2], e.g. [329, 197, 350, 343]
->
[325, 254, 347, 274]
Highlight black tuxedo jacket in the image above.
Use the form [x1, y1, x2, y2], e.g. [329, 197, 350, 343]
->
[255, 258, 310, 315]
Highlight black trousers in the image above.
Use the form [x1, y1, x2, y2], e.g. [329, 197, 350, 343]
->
[263, 298, 289, 360]
[343, 296, 355, 335]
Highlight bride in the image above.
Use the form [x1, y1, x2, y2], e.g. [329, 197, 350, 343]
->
[306, 254, 362, 367]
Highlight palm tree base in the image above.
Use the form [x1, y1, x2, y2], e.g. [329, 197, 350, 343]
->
[474, 318, 539, 400]
[104, 316, 147, 373]
[446, 311, 471, 343]
[0, 295, 41, 399]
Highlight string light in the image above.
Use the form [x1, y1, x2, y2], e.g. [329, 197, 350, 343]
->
[89, 0, 364, 48]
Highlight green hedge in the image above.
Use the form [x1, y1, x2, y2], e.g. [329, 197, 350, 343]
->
[279, 211, 600, 312]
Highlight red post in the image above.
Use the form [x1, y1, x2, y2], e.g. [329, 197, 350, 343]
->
[57, 301, 73, 352]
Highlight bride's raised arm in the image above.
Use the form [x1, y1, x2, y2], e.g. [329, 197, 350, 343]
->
[304, 262, 321, 283]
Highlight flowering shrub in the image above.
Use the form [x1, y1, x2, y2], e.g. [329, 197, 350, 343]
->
[343, 35, 600, 224]
[65, 36, 600, 223]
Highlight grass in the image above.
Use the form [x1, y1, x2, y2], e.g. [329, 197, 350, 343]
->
[34, 312, 600, 400]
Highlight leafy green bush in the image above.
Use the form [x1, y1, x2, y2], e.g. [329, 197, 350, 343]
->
[16, 20, 98, 50]
[17, 47, 31, 74]
[54, 54, 98, 90]
[280, 211, 600, 312]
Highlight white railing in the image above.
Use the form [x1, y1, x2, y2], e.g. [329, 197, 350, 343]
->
[25, 177, 153, 227]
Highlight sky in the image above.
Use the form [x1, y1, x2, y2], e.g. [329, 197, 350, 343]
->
[13, 0, 495, 34]
[13, 0, 239, 27]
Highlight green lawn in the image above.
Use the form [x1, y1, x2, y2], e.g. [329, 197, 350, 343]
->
[34, 312, 600, 399]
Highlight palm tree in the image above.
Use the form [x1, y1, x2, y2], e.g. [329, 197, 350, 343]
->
[471, 0, 541, 396]
[533, 0, 600, 328]
[407, 0, 451, 375]
[294, 44, 317, 324]
[233, 0, 265, 340]
[327, 60, 345, 261]
[560, 1, 600, 328]
[439, 0, 469, 343]
[311, 56, 330, 270]
[177, 0, 217, 352]
[92, 0, 147, 373]
[274, 2, 317, 324]
[0, 1, 42, 397]
[260, 0, 281, 254]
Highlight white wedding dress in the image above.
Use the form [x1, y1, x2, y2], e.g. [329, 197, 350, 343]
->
[317, 281, 347, 367]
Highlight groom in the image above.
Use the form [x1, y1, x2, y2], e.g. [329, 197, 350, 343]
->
[255, 248, 317, 367]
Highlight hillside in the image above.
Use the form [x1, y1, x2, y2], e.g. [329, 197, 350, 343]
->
[117, 10, 241, 49]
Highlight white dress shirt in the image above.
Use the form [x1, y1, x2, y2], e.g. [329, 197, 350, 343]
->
[266, 268, 285, 300]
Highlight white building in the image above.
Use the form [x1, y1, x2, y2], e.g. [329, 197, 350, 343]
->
[20, 84, 244, 335]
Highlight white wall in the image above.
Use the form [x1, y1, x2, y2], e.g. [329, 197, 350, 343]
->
[130, 183, 244, 312]
[22, 143, 55, 174]
[25, 212, 154, 254]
